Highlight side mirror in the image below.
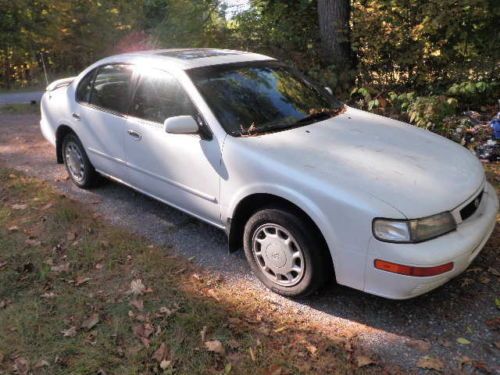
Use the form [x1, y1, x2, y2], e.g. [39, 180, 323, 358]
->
[164, 115, 199, 135]
[325, 86, 333, 95]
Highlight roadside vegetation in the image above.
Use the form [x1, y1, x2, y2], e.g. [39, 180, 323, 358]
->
[1, 1, 498, 140]
[0, 168, 387, 375]
[0, 104, 40, 115]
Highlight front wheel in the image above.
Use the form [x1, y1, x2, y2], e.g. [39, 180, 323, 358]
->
[243, 207, 331, 297]
[62, 133, 99, 188]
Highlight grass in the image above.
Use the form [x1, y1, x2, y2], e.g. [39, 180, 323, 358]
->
[0, 169, 366, 374]
[0, 103, 40, 115]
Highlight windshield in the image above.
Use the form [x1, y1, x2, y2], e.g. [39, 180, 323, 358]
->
[188, 61, 343, 136]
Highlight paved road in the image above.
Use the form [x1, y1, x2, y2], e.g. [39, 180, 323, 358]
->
[0, 113, 499, 373]
[0, 91, 44, 105]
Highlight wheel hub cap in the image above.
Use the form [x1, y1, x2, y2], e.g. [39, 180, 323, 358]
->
[252, 224, 305, 287]
[65, 142, 85, 182]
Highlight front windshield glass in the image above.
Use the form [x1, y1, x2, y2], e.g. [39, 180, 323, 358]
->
[188, 61, 343, 136]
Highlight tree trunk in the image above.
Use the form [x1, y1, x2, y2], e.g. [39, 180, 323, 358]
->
[317, 0, 355, 73]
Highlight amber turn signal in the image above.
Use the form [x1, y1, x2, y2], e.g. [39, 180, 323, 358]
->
[374, 259, 453, 277]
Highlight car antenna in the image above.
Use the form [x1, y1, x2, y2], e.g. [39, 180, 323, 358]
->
[40, 52, 49, 86]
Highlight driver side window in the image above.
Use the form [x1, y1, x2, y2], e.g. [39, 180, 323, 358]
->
[129, 68, 195, 124]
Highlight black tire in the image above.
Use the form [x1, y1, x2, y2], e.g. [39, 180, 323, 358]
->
[243, 206, 332, 297]
[62, 133, 100, 188]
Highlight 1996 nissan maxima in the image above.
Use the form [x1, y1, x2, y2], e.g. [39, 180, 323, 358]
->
[40, 49, 498, 299]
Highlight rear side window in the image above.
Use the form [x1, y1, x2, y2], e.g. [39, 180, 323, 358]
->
[76, 69, 96, 103]
[89, 64, 133, 114]
[129, 68, 195, 124]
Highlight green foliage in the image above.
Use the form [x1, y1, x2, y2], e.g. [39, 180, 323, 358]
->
[407, 96, 458, 130]
[0, 0, 497, 112]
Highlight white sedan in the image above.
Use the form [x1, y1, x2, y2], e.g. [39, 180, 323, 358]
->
[40, 49, 498, 299]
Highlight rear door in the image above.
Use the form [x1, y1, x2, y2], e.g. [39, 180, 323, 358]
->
[123, 67, 222, 225]
[72, 64, 133, 179]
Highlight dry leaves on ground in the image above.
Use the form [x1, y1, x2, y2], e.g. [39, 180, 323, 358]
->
[12, 203, 28, 210]
[13, 357, 29, 375]
[61, 326, 77, 337]
[81, 313, 100, 330]
[417, 355, 444, 372]
[205, 340, 225, 355]
[355, 354, 375, 368]
[152, 342, 169, 363]
[51, 263, 70, 273]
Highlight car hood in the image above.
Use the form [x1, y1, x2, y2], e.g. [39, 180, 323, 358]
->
[237, 106, 484, 218]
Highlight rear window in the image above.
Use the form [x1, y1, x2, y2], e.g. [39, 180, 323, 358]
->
[89, 64, 133, 114]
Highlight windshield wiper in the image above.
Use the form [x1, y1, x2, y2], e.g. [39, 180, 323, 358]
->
[295, 111, 332, 125]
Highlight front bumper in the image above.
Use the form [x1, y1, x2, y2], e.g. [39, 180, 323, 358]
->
[364, 182, 499, 299]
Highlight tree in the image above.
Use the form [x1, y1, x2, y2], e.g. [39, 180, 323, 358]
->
[317, 0, 355, 86]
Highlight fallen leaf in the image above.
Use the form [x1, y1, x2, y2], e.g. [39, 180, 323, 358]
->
[417, 356, 444, 372]
[75, 276, 91, 286]
[305, 342, 318, 356]
[8, 226, 19, 232]
[249, 347, 256, 362]
[205, 340, 225, 355]
[12, 203, 28, 210]
[51, 263, 70, 273]
[224, 363, 232, 374]
[406, 339, 431, 352]
[41, 292, 56, 299]
[459, 356, 473, 368]
[0, 261, 7, 270]
[485, 317, 500, 331]
[207, 288, 220, 301]
[356, 354, 375, 368]
[67, 232, 77, 241]
[133, 323, 154, 347]
[33, 359, 49, 369]
[457, 337, 471, 345]
[461, 278, 474, 287]
[274, 326, 287, 333]
[478, 274, 490, 284]
[81, 314, 100, 330]
[265, 365, 282, 375]
[130, 299, 144, 311]
[200, 325, 208, 342]
[160, 360, 171, 370]
[25, 239, 41, 246]
[488, 267, 500, 277]
[152, 342, 169, 363]
[192, 273, 203, 282]
[129, 279, 146, 295]
[40, 203, 53, 211]
[14, 357, 29, 375]
[466, 267, 482, 273]
[62, 326, 77, 337]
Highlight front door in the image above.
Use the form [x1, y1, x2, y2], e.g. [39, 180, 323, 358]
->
[123, 67, 222, 225]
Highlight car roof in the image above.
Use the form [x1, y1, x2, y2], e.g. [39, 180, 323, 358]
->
[104, 48, 275, 70]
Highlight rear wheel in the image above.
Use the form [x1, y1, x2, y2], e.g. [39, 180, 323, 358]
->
[62, 133, 99, 188]
[243, 207, 331, 297]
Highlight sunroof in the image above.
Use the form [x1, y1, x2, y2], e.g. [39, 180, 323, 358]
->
[157, 49, 242, 60]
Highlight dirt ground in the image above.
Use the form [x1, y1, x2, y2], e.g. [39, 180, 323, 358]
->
[0, 112, 499, 374]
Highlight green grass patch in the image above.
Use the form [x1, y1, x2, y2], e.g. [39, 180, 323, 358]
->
[0, 169, 359, 374]
[0, 103, 40, 114]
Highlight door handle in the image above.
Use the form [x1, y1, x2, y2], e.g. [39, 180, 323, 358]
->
[127, 129, 142, 141]
[72, 112, 81, 121]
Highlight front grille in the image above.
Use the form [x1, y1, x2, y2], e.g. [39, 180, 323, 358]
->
[460, 191, 483, 221]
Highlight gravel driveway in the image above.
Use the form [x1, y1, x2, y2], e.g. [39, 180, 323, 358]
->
[1, 113, 499, 373]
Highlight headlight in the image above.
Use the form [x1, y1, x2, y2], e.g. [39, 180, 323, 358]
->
[373, 212, 456, 243]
